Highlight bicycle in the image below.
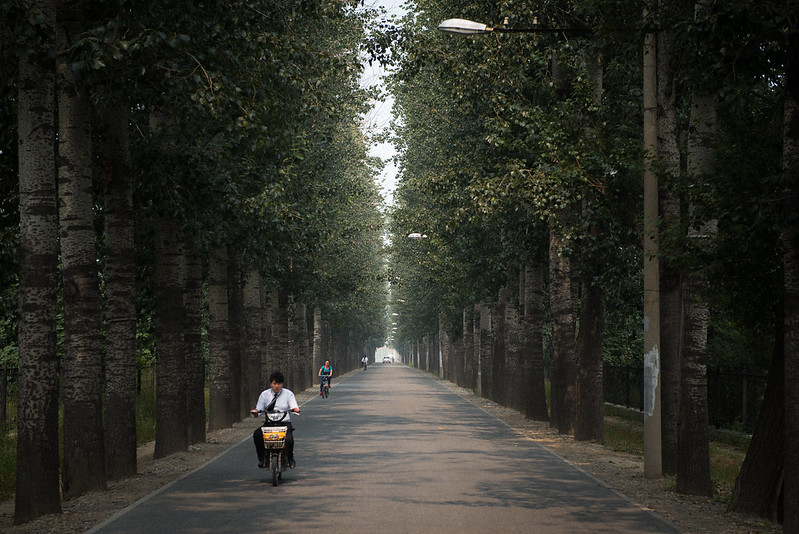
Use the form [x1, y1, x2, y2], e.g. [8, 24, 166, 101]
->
[320, 375, 331, 398]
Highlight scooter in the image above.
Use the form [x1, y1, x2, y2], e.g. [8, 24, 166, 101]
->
[251, 409, 299, 486]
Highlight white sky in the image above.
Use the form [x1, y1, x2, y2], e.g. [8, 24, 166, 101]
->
[360, 0, 407, 206]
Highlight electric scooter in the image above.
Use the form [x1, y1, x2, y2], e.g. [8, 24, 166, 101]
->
[251, 409, 299, 486]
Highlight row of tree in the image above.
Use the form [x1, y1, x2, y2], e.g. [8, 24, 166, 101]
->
[378, 0, 796, 528]
[2, 0, 388, 524]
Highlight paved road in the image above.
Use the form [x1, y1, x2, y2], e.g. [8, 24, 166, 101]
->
[89, 365, 679, 533]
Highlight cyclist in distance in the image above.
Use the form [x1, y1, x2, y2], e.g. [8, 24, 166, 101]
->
[318, 359, 333, 396]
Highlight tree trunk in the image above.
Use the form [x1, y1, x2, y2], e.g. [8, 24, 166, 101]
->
[262, 291, 275, 387]
[275, 290, 290, 377]
[463, 308, 475, 390]
[208, 249, 234, 430]
[153, 217, 188, 459]
[243, 266, 264, 410]
[522, 261, 549, 421]
[478, 302, 492, 398]
[227, 246, 244, 419]
[503, 286, 521, 410]
[659, 262, 683, 476]
[313, 306, 323, 381]
[550, 222, 577, 435]
[493, 289, 508, 403]
[14, 2, 62, 520]
[297, 301, 310, 391]
[782, 29, 799, 533]
[549, 52, 577, 435]
[575, 277, 605, 442]
[288, 296, 299, 387]
[676, 81, 717, 497]
[101, 98, 138, 480]
[730, 301, 784, 520]
[57, 9, 106, 498]
[656, 0, 684, 475]
[184, 249, 206, 445]
[675, 272, 712, 496]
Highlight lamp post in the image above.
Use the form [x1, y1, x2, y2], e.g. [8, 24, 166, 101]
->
[439, 17, 661, 477]
[641, 22, 662, 479]
[404, 231, 444, 375]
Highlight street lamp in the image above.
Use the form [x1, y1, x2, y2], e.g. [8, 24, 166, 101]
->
[438, 17, 589, 36]
[439, 16, 661, 478]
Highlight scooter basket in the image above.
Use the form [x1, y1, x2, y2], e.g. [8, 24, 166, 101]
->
[262, 426, 287, 449]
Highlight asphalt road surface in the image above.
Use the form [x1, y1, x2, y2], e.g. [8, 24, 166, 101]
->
[89, 364, 679, 534]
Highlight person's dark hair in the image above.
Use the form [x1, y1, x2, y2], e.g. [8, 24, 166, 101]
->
[269, 371, 285, 385]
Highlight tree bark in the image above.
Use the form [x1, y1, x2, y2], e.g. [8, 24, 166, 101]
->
[57, 5, 107, 498]
[478, 302, 492, 399]
[14, 1, 62, 520]
[492, 289, 508, 403]
[184, 249, 206, 445]
[208, 248, 234, 430]
[313, 306, 323, 382]
[550, 222, 577, 435]
[676, 74, 717, 496]
[503, 286, 521, 410]
[262, 291, 275, 387]
[243, 266, 264, 410]
[101, 98, 138, 480]
[153, 217, 188, 459]
[297, 301, 310, 391]
[227, 246, 244, 419]
[675, 272, 712, 496]
[730, 301, 784, 520]
[656, 0, 684, 475]
[522, 261, 549, 421]
[463, 308, 475, 390]
[288, 296, 299, 387]
[275, 290, 290, 377]
[575, 277, 605, 442]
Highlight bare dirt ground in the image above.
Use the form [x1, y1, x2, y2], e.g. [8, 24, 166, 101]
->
[0, 369, 784, 533]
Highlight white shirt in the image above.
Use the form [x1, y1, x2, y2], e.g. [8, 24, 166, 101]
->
[256, 388, 299, 422]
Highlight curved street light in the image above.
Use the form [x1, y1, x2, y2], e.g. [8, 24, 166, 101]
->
[438, 17, 590, 36]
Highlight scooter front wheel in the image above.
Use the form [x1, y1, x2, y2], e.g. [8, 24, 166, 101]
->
[270, 455, 280, 486]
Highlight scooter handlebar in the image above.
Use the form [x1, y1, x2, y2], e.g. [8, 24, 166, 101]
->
[250, 409, 300, 417]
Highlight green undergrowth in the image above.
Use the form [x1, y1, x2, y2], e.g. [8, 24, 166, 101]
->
[0, 370, 166, 503]
[0, 431, 14, 501]
[603, 412, 748, 502]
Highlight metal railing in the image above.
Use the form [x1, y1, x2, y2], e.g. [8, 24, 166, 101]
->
[603, 363, 767, 432]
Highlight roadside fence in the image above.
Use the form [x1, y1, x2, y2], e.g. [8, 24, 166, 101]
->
[603, 363, 767, 432]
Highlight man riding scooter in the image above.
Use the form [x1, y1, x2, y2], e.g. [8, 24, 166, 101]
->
[251, 371, 299, 469]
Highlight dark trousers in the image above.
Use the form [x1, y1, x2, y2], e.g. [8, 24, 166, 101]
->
[253, 422, 294, 462]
